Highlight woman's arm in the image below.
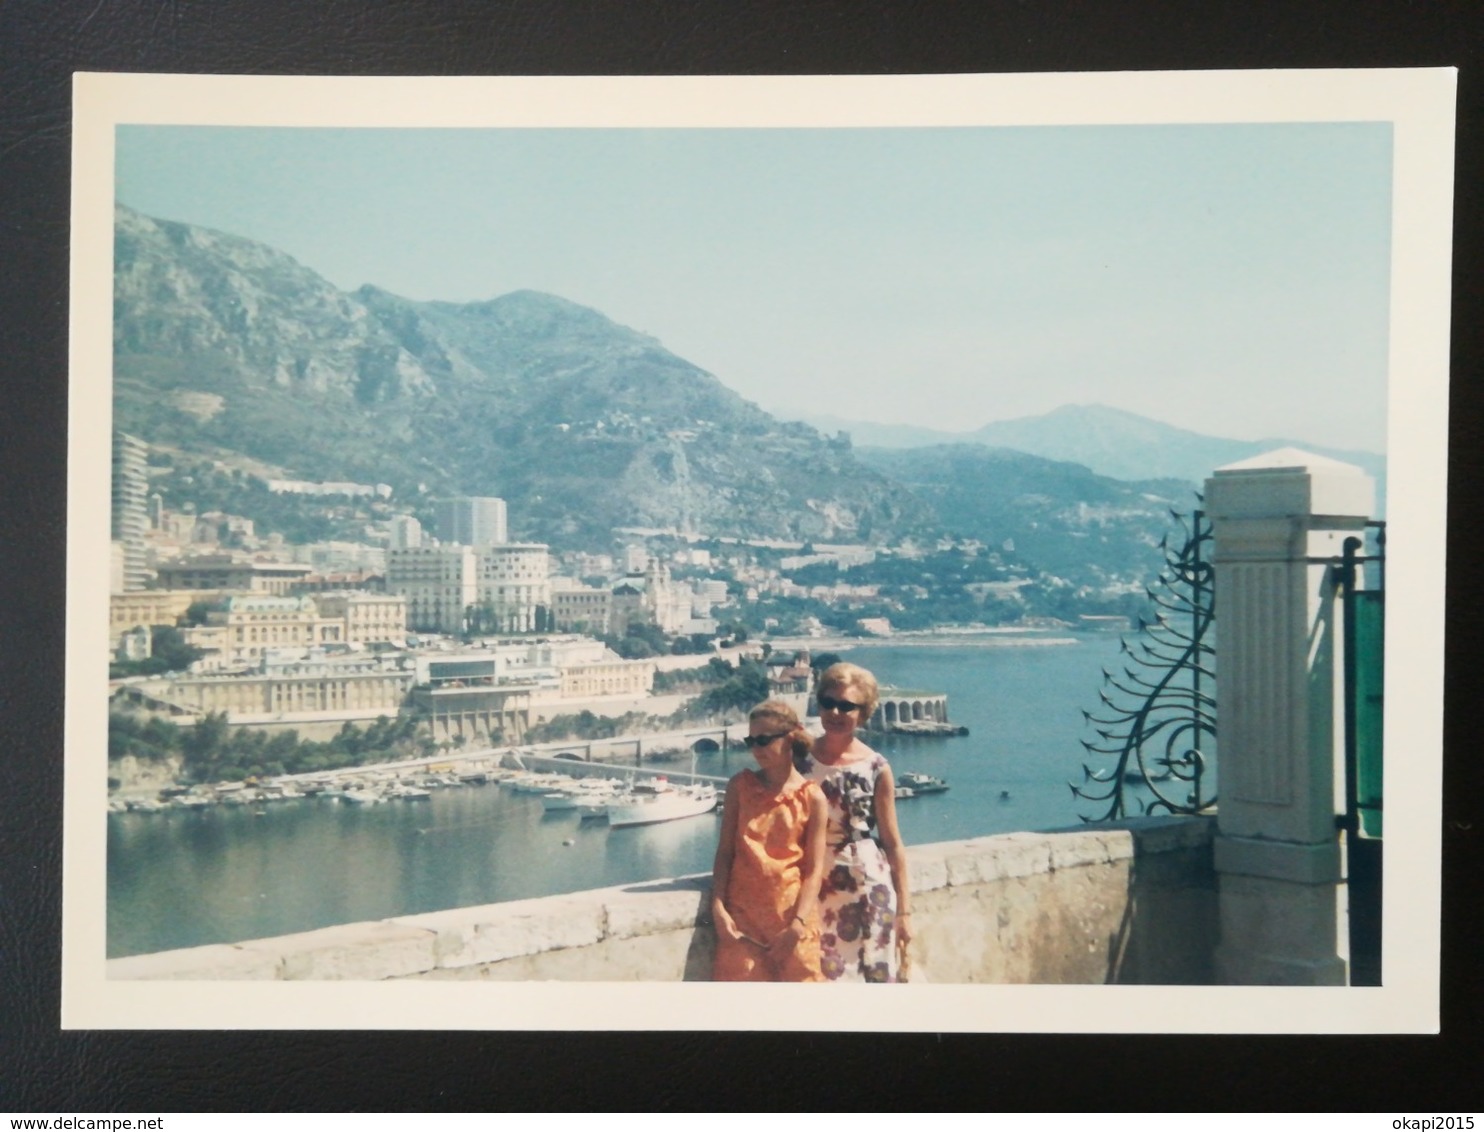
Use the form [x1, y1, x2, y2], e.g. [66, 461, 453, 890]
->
[710, 777, 744, 942]
[874, 764, 913, 944]
[796, 785, 827, 924]
[771, 784, 828, 952]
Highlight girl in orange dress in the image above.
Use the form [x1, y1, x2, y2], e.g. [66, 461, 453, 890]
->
[711, 700, 828, 982]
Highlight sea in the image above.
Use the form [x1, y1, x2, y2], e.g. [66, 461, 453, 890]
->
[107, 633, 1151, 958]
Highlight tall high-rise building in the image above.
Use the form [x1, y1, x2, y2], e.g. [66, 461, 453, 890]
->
[436, 496, 507, 547]
[111, 431, 149, 592]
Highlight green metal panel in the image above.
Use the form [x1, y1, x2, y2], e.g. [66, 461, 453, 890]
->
[1355, 591, 1384, 838]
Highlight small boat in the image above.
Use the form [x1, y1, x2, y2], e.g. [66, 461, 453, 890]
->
[341, 788, 384, 805]
[510, 773, 574, 794]
[546, 777, 628, 814]
[898, 773, 949, 795]
[388, 784, 432, 801]
[894, 786, 916, 800]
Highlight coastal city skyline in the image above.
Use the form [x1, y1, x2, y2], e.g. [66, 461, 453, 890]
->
[115, 121, 1393, 453]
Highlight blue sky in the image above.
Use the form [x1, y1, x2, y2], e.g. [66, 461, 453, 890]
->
[116, 123, 1393, 452]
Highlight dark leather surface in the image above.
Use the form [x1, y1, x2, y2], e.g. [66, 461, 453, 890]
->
[1, 0, 1480, 1112]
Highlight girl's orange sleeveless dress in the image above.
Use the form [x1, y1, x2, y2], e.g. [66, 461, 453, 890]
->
[712, 772, 824, 982]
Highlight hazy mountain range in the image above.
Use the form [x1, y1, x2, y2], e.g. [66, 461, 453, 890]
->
[799, 405, 1385, 487]
[112, 203, 1381, 563]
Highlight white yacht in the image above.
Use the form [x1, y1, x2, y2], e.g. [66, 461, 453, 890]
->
[605, 782, 718, 829]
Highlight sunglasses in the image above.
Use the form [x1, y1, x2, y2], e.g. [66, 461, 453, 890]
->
[743, 731, 791, 748]
[817, 694, 862, 713]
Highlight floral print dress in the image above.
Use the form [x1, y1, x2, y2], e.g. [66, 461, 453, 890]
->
[797, 750, 899, 983]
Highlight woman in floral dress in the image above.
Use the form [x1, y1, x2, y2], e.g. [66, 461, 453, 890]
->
[797, 662, 912, 982]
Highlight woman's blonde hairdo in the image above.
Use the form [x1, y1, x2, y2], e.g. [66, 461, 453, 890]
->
[817, 661, 880, 719]
[748, 699, 812, 761]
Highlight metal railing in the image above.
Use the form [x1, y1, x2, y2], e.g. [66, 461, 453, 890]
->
[1334, 521, 1385, 986]
[1075, 507, 1217, 821]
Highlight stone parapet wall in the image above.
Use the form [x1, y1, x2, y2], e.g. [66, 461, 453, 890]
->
[107, 816, 1216, 984]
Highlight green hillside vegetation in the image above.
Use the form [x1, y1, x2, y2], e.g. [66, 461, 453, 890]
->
[109, 712, 431, 782]
[855, 444, 1191, 585]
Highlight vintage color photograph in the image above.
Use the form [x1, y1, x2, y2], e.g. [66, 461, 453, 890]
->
[65, 70, 1453, 1030]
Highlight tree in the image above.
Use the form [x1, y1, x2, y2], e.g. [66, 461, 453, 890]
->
[180, 712, 230, 778]
[180, 600, 220, 627]
[613, 635, 656, 659]
[696, 659, 770, 716]
[463, 601, 498, 637]
[151, 625, 203, 670]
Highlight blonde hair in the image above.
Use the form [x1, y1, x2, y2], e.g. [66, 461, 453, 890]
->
[748, 699, 812, 761]
[817, 661, 879, 719]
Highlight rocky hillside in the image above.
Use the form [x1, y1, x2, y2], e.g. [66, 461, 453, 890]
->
[113, 204, 929, 546]
[854, 444, 1195, 582]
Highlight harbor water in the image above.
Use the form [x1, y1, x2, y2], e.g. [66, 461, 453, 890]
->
[107, 634, 1134, 958]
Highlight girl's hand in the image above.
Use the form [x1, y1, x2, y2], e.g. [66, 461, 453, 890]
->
[769, 921, 802, 954]
[713, 906, 744, 945]
[896, 912, 914, 945]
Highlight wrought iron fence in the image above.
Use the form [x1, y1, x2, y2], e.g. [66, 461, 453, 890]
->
[1074, 506, 1216, 821]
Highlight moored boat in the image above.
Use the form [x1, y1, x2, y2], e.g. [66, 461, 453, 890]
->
[898, 772, 949, 795]
[606, 783, 718, 829]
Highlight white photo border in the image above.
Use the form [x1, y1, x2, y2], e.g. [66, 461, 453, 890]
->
[66, 69, 1455, 1032]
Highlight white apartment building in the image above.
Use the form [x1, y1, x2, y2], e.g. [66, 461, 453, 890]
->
[475, 543, 552, 633]
[111, 431, 150, 592]
[386, 545, 477, 634]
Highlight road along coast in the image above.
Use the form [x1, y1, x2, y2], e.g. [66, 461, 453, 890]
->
[768, 632, 1080, 651]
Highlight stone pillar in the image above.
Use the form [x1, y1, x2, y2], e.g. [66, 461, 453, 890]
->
[1205, 448, 1374, 985]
